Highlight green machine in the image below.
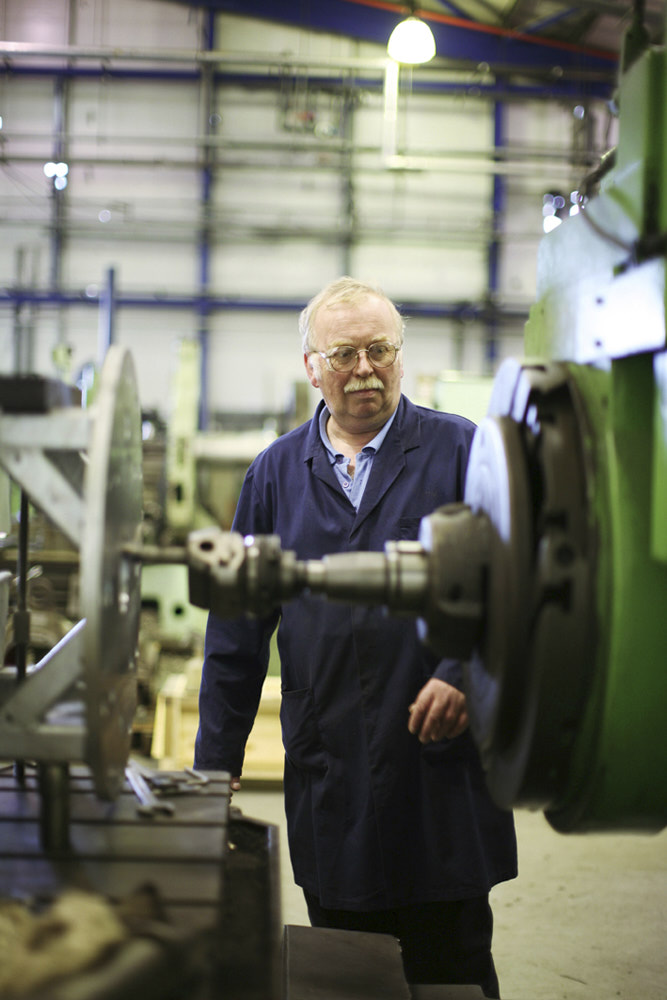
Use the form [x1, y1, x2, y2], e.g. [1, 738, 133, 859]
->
[464, 35, 667, 832]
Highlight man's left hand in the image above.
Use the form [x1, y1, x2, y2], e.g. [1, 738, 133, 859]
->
[408, 678, 469, 744]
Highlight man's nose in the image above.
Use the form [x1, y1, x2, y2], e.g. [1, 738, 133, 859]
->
[353, 349, 374, 375]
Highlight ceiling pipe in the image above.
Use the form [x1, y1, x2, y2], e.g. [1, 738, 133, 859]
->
[0, 63, 614, 101]
[0, 136, 606, 160]
[0, 40, 389, 70]
[0, 37, 616, 88]
[1, 140, 604, 176]
[0, 287, 529, 323]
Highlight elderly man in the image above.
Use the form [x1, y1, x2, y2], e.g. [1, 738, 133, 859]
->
[195, 277, 517, 995]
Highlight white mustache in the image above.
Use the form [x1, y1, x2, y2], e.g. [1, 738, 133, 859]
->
[344, 376, 384, 393]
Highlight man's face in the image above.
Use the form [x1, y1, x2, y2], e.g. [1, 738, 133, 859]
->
[304, 294, 403, 436]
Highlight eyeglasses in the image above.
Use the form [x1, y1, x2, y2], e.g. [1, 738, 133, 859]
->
[313, 341, 400, 373]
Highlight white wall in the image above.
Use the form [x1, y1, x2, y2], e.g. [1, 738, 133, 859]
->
[0, 0, 617, 423]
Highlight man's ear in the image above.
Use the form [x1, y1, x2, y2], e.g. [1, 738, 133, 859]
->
[304, 352, 320, 389]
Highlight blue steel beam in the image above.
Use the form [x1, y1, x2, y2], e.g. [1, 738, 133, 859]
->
[521, 8, 580, 35]
[98, 266, 116, 363]
[485, 100, 505, 372]
[197, 8, 216, 431]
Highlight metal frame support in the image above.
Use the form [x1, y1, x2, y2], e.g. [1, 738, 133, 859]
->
[486, 100, 506, 372]
[98, 267, 117, 364]
[197, 10, 217, 432]
[0, 410, 90, 546]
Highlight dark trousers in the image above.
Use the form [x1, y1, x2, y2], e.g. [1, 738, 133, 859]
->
[304, 890, 500, 998]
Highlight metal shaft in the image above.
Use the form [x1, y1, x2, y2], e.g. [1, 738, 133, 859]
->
[302, 542, 430, 613]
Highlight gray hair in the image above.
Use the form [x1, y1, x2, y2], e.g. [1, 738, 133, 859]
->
[299, 276, 405, 354]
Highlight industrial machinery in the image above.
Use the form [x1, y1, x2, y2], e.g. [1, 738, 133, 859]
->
[137, 26, 667, 836]
[0, 349, 280, 1000]
[0, 348, 143, 826]
[1, 12, 665, 1000]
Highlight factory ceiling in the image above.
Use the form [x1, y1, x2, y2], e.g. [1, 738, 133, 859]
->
[156, 1, 664, 79]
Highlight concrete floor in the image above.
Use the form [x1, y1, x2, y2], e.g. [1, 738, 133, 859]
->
[235, 787, 666, 1000]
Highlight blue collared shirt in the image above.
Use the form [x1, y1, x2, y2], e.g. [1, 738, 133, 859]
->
[318, 405, 397, 510]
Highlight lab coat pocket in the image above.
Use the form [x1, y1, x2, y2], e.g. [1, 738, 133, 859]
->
[420, 730, 468, 764]
[280, 687, 328, 774]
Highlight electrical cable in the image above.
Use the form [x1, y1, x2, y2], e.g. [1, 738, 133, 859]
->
[575, 146, 634, 253]
[576, 145, 667, 265]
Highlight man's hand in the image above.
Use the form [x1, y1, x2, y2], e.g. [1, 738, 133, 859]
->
[231, 777, 242, 792]
[408, 678, 469, 744]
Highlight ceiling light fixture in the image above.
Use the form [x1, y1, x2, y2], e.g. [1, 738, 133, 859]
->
[387, 4, 436, 65]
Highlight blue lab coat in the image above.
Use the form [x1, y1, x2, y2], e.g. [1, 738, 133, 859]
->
[195, 395, 517, 910]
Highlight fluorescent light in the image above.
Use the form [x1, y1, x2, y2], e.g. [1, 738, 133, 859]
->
[387, 16, 436, 65]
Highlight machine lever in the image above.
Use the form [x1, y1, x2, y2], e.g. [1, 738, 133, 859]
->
[124, 761, 175, 817]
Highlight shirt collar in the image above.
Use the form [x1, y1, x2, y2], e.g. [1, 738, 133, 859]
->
[318, 404, 397, 462]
